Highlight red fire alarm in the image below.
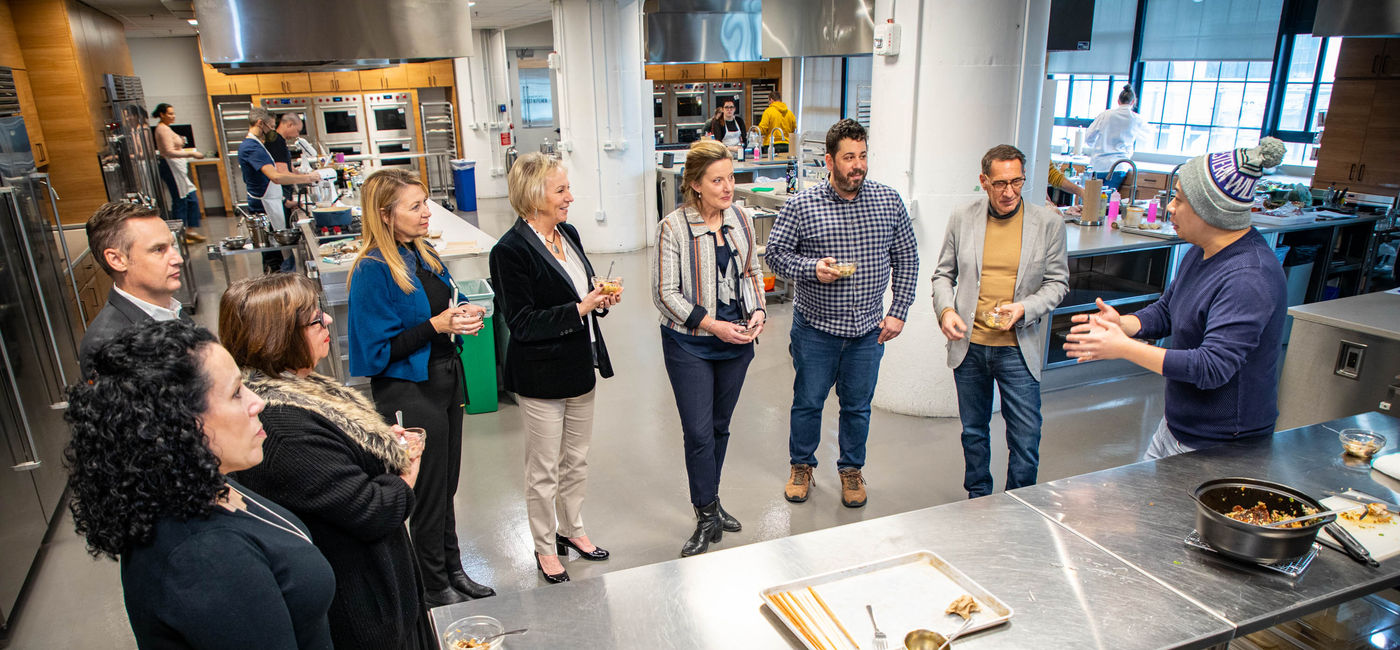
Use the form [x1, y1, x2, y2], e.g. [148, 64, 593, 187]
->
[500, 133, 512, 146]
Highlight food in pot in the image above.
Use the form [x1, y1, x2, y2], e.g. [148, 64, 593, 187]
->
[946, 594, 980, 620]
[1224, 501, 1318, 527]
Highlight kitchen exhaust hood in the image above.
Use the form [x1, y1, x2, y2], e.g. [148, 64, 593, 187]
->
[194, 0, 474, 74]
[1313, 0, 1400, 37]
[644, 0, 763, 63]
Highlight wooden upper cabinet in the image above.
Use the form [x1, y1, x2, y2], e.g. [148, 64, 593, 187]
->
[405, 62, 433, 88]
[12, 69, 47, 166]
[257, 73, 285, 94]
[744, 60, 780, 78]
[0, 0, 24, 69]
[429, 59, 455, 86]
[257, 73, 310, 95]
[203, 63, 258, 95]
[704, 63, 742, 79]
[1357, 80, 1400, 190]
[644, 64, 665, 80]
[281, 73, 310, 94]
[670, 64, 705, 80]
[1313, 80, 1375, 188]
[1334, 38, 1400, 79]
[359, 65, 407, 91]
[308, 71, 337, 93]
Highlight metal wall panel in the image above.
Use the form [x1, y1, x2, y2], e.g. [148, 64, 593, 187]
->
[761, 0, 875, 59]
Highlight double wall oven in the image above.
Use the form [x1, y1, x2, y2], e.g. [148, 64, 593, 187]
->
[366, 92, 418, 170]
[261, 96, 317, 144]
[653, 82, 669, 146]
[670, 82, 708, 145]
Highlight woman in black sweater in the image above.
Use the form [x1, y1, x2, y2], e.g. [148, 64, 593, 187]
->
[220, 273, 432, 650]
[65, 320, 335, 649]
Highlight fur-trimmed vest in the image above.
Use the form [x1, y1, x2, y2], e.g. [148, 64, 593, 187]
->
[244, 371, 407, 474]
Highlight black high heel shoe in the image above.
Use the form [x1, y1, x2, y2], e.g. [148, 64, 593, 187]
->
[535, 553, 570, 584]
[555, 533, 610, 561]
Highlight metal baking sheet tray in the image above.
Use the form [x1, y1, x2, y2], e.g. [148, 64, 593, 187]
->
[760, 551, 1013, 650]
[1117, 223, 1180, 240]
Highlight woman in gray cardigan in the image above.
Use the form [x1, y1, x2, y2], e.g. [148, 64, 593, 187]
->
[651, 140, 767, 557]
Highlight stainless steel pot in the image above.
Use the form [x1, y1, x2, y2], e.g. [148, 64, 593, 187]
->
[1192, 478, 1332, 564]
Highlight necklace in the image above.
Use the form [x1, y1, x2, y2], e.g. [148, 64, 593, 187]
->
[532, 222, 563, 255]
[227, 486, 313, 545]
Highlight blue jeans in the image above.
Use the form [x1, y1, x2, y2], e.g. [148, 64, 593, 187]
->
[953, 343, 1043, 498]
[788, 311, 883, 470]
[661, 335, 755, 506]
[170, 190, 201, 229]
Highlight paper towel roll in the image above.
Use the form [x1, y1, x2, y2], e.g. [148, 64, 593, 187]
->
[1074, 128, 1085, 157]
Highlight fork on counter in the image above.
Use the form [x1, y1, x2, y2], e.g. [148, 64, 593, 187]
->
[866, 604, 887, 650]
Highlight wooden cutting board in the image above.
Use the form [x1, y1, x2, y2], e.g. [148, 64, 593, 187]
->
[1321, 495, 1400, 561]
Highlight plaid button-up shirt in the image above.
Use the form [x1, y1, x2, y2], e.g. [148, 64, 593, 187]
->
[766, 179, 919, 338]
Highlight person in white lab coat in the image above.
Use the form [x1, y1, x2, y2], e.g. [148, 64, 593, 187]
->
[1084, 85, 1150, 193]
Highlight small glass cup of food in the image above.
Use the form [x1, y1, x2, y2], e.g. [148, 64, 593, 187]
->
[831, 261, 858, 279]
[982, 300, 1009, 329]
[396, 427, 426, 458]
[730, 319, 757, 335]
[591, 276, 623, 295]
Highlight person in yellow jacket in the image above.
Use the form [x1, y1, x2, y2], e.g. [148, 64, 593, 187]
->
[758, 91, 796, 154]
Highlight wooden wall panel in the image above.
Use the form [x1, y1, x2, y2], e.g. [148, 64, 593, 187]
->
[10, 0, 133, 224]
[0, 1, 26, 69]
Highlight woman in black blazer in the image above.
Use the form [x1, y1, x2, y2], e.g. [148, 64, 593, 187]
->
[489, 152, 620, 584]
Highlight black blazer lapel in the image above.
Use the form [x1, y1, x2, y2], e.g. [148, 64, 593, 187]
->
[108, 290, 155, 325]
[511, 218, 581, 300]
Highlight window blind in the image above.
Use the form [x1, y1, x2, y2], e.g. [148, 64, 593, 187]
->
[1139, 0, 1284, 62]
[1048, 0, 1138, 75]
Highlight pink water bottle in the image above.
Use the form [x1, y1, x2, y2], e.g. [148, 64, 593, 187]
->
[1107, 191, 1121, 223]
[1147, 201, 1158, 222]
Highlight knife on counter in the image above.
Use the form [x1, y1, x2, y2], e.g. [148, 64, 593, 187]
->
[1322, 489, 1400, 511]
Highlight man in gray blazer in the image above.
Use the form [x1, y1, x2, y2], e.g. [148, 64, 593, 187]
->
[931, 144, 1069, 498]
[79, 202, 191, 377]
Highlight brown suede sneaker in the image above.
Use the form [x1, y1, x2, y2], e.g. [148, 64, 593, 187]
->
[784, 464, 814, 503]
[839, 467, 866, 508]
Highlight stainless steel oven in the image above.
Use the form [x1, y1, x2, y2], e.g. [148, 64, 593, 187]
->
[366, 92, 415, 141]
[653, 81, 669, 135]
[325, 142, 363, 159]
[313, 94, 366, 145]
[671, 82, 708, 145]
[371, 138, 417, 170]
[260, 96, 317, 144]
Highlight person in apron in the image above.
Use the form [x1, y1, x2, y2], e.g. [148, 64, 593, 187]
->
[237, 108, 320, 272]
[151, 103, 206, 244]
[705, 98, 748, 154]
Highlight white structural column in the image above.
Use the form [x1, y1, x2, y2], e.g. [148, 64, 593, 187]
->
[550, 0, 653, 253]
[866, 0, 1051, 417]
[455, 30, 512, 199]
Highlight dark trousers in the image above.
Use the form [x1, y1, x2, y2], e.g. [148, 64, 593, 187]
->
[952, 343, 1043, 498]
[661, 336, 755, 507]
[372, 354, 465, 592]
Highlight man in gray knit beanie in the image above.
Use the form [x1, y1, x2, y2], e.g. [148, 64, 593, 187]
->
[1065, 137, 1289, 459]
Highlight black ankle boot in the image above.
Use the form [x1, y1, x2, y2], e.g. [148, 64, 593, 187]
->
[716, 498, 741, 532]
[448, 569, 496, 599]
[680, 500, 723, 557]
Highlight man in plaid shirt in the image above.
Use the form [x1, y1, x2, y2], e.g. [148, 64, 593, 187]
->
[765, 119, 919, 508]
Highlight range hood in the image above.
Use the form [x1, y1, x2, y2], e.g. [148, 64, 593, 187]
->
[1313, 0, 1400, 37]
[194, 0, 474, 74]
[644, 0, 763, 63]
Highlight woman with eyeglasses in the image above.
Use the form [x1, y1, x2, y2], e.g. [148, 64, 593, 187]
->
[220, 273, 433, 649]
[705, 98, 749, 154]
[347, 168, 496, 607]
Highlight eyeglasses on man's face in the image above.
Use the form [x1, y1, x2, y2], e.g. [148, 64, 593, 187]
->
[989, 177, 1026, 192]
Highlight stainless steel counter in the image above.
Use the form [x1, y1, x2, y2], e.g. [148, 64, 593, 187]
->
[1286, 290, 1400, 341]
[432, 412, 1400, 649]
[1011, 411, 1400, 637]
[432, 493, 1232, 649]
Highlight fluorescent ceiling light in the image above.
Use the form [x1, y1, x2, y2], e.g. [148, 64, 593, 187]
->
[187, 19, 198, 25]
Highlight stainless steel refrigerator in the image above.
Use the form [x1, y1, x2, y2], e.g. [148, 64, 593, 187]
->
[99, 74, 167, 217]
[0, 108, 83, 629]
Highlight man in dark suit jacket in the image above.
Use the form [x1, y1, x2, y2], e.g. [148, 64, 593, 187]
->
[79, 202, 191, 377]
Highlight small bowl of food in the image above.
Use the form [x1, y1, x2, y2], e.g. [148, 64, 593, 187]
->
[427, 228, 443, 239]
[1340, 429, 1386, 459]
[443, 615, 504, 649]
[591, 276, 623, 295]
[222, 235, 249, 249]
[832, 261, 857, 278]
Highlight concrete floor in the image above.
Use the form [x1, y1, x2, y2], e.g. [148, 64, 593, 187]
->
[0, 199, 1168, 648]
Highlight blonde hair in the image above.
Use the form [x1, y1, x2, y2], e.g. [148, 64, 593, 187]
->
[507, 152, 564, 219]
[682, 140, 732, 209]
[351, 168, 443, 294]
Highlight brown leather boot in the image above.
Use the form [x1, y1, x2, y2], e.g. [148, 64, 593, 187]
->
[784, 464, 814, 503]
[839, 467, 866, 508]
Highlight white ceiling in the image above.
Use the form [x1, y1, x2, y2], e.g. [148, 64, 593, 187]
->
[85, 0, 553, 39]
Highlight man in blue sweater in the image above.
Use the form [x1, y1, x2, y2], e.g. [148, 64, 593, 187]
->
[1063, 137, 1288, 459]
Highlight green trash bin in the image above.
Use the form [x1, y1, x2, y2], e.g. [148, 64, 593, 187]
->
[457, 278, 498, 414]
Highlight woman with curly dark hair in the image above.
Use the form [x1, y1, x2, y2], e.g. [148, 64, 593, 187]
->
[220, 273, 431, 650]
[65, 320, 335, 649]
